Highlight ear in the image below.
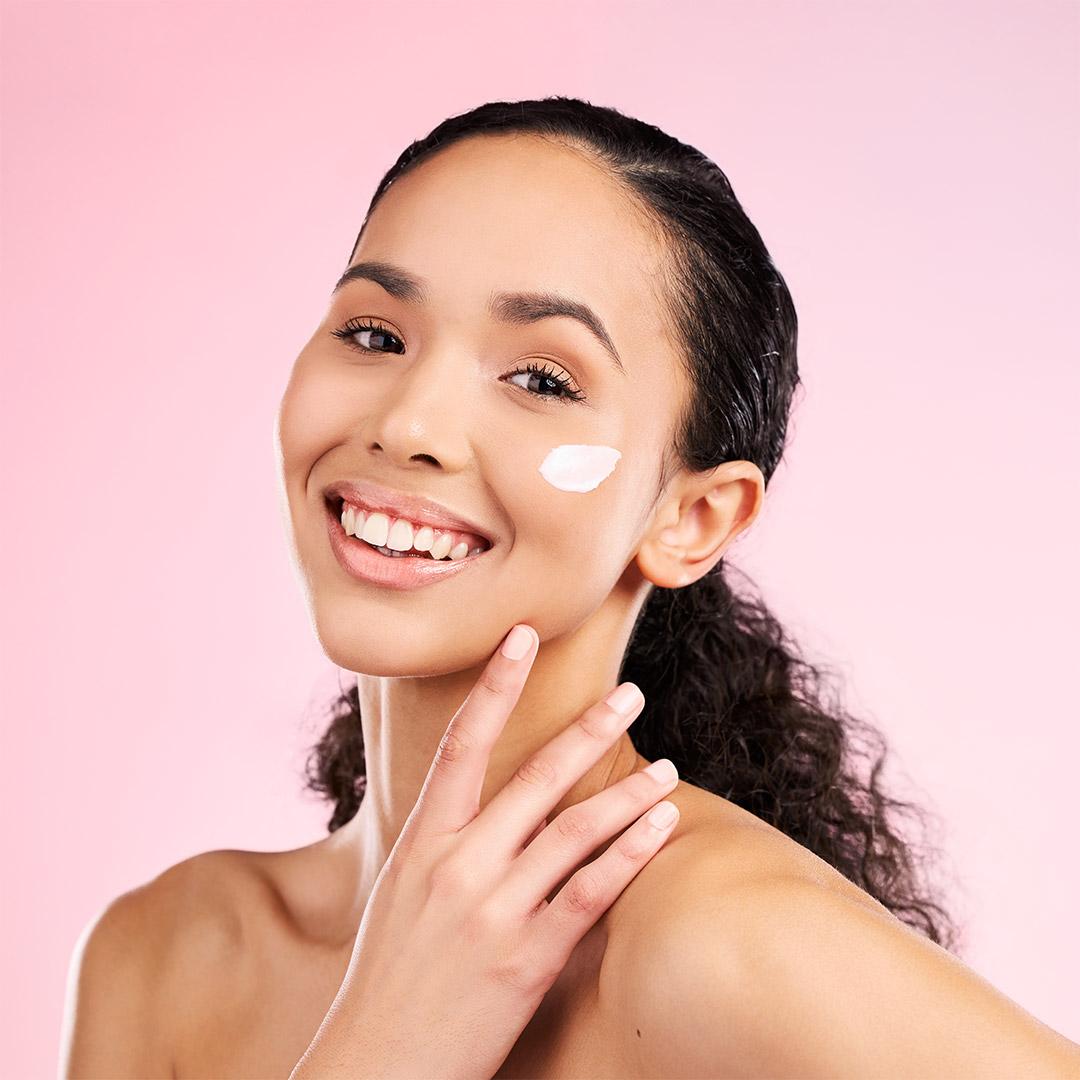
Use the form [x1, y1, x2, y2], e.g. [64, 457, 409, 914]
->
[636, 460, 764, 588]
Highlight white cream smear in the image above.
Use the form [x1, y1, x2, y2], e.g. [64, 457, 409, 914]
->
[538, 444, 622, 492]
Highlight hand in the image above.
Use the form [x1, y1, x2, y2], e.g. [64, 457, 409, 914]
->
[289, 622, 680, 1080]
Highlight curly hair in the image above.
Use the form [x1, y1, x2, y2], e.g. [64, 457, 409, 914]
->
[302, 95, 962, 954]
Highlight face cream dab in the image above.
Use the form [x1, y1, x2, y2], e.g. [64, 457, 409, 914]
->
[538, 444, 621, 492]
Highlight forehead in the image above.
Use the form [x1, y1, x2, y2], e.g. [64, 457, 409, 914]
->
[354, 134, 677, 361]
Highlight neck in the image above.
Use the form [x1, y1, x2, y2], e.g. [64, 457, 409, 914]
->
[332, 575, 654, 922]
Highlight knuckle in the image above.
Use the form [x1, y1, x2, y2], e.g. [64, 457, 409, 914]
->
[490, 952, 533, 993]
[579, 704, 619, 742]
[490, 944, 553, 996]
[474, 668, 512, 703]
[474, 896, 512, 935]
[459, 901, 501, 951]
[514, 753, 559, 790]
[630, 769, 661, 800]
[614, 825, 654, 863]
[561, 869, 605, 914]
[472, 899, 522, 955]
[427, 856, 472, 898]
[553, 807, 597, 846]
[433, 725, 472, 770]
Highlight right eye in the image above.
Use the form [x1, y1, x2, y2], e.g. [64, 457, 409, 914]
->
[331, 317, 406, 354]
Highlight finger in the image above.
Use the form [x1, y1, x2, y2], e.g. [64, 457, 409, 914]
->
[521, 817, 548, 851]
[463, 682, 646, 857]
[528, 796, 680, 964]
[408, 623, 538, 840]
[500, 758, 679, 914]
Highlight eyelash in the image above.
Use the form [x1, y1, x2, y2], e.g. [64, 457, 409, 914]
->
[330, 317, 588, 405]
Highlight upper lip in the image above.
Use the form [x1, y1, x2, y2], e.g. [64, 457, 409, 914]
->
[323, 478, 497, 547]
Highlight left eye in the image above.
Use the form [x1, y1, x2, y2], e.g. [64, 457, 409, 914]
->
[330, 317, 587, 405]
[506, 361, 587, 403]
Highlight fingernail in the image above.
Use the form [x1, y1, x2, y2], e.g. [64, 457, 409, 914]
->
[606, 683, 644, 715]
[501, 624, 534, 661]
[644, 758, 677, 784]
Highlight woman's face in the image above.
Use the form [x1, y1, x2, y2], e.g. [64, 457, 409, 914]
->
[275, 133, 689, 675]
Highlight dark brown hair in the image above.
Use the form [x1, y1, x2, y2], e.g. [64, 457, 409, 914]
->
[303, 95, 962, 953]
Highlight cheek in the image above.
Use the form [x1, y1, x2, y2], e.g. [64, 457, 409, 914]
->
[276, 360, 347, 472]
[520, 443, 628, 564]
[538, 444, 622, 493]
[495, 443, 631, 626]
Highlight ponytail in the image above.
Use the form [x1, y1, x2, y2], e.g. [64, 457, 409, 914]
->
[620, 560, 960, 951]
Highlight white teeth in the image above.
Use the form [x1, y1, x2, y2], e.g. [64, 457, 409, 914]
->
[345, 505, 367, 538]
[413, 525, 435, 551]
[338, 501, 486, 562]
[360, 512, 391, 547]
[428, 532, 453, 560]
[386, 518, 415, 552]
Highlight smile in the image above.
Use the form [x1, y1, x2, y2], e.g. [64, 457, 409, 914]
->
[331, 496, 490, 561]
[324, 497, 492, 591]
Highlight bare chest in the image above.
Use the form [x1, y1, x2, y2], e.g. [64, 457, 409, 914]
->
[170, 788, 776, 1078]
[170, 929, 351, 1079]
[171, 919, 635, 1079]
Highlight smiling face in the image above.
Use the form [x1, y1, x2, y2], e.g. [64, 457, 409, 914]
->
[274, 133, 691, 675]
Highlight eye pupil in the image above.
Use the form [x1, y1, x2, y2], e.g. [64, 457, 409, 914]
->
[353, 326, 404, 354]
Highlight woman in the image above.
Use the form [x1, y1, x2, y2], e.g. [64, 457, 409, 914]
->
[62, 97, 1080, 1078]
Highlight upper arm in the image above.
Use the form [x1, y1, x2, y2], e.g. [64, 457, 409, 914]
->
[59, 885, 174, 1079]
[623, 874, 1080, 1080]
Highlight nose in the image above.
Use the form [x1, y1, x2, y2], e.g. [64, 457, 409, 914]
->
[359, 347, 476, 472]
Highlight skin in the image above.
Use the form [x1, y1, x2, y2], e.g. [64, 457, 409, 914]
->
[273, 130, 763, 924]
[65, 131, 1078, 1078]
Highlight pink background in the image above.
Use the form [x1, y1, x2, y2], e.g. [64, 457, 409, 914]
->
[2, 1, 1077, 1073]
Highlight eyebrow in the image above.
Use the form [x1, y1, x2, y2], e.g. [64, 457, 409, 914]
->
[331, 259, 626, 377]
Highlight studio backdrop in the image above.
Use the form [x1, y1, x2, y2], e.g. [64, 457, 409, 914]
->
[1, 2, 1077, 1077]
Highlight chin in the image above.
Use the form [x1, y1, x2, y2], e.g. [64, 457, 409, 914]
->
[308, 599, 488, 678]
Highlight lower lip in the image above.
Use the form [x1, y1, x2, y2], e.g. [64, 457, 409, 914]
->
[324, 501, 491, 591]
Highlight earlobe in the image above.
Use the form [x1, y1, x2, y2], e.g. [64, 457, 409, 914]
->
[635, 538, 692, 590]
[635, 512, 702, 590]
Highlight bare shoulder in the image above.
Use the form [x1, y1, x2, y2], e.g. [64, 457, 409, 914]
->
[597, 780, 889, 1075]
[117, 847, 262, 966]
[60, 848, 271, 1078]
[603, 778, 883, 958]
[601, 782, 1080, 1079]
